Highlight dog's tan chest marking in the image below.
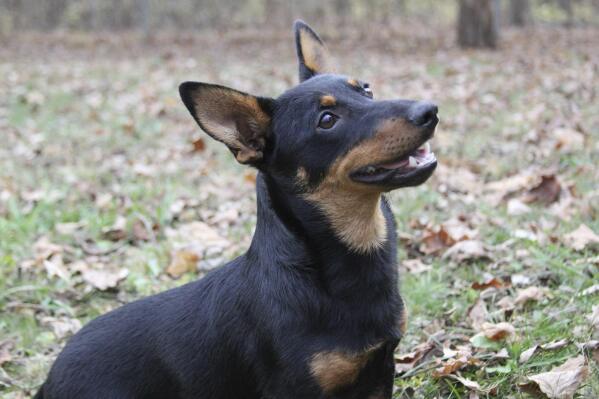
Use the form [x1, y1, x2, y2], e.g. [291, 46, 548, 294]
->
[309, 343, 382, 393]
[304, 117, 423, 253]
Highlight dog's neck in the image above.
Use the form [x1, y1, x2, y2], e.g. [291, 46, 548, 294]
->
[248, 173, 398, 298]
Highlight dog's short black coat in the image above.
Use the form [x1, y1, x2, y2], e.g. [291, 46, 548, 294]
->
[36, 21, 438, 399]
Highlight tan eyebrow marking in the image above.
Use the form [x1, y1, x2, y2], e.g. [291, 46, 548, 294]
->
[347, 78, 360, 88]
[320, 95, 336, 107]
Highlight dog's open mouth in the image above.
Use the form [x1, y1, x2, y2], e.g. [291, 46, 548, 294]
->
[350, 141, 437, 187]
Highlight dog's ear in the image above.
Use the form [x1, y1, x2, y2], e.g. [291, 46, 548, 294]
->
[179, 82, 274, 165]
[294, 20, 333, 82]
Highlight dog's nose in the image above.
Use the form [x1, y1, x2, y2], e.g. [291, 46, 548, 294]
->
[408, 101, 438, 127]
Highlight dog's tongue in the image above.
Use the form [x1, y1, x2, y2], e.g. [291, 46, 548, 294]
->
[379, 158, 409, 170]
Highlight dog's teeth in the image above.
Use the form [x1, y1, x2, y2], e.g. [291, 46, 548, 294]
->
[408, 156, 418, 167]
[423, 142, 430, 153]
[365, 166, 376, 174]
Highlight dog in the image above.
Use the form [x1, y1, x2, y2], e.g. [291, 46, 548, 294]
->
[36, 20, 438, 399]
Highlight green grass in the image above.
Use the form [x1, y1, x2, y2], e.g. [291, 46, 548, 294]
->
[1, 28, 598, 398]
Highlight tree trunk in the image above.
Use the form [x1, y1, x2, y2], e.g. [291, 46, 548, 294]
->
[457, 0, 499, 49]
[509, 0, 531, 26]
[558, 0, 574, 27]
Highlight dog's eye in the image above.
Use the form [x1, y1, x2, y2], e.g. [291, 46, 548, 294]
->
[318, 112, 338, 129]
[363, 83, 373, 98]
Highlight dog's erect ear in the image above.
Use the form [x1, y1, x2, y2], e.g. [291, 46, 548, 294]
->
[294, 20, 333, 82]
[179, 82, 274, 165]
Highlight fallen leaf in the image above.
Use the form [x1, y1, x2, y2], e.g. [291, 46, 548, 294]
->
[442, 218, 478, 242]
[481, 322, 515, 341]
[468, 297, 488, 330]
[401, 258, 432, 274]
[443, 240, 490, 262]
[496, 296, 515, 311]
[451, 374, 482, 391]
[520, 345, 540, 363]
[420, 225, 454, 254]
[394, 341, 435, 373]
[553, 128, 584, 153]
[191, 137, 205, 152]
[527, 356, 589, 399]
[102, 215, 128, 241]
[81, 267, 128, 290]
[520, 340, 569, 364]
[563, 224, 599, 251]
[471, 277, 505, 290]
[515, 286, 545, 306]
[40, 316, 82, 339]
[507, 198, 531, 216]
[166, 249, 200, 278]
[432, 355, 476, 377]
[485, 171, 538, 202]
[166, 221, 230, 253]
[522, 175, 561, 205]
[0, 340, 14, 366]
[541, 339, 569, 350]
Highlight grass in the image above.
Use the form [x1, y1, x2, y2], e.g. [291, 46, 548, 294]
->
[1, 27, 598, 398]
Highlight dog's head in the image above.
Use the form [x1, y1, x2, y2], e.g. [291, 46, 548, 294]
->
[180, 20, 437, 192]
[180, 21, 438, 252]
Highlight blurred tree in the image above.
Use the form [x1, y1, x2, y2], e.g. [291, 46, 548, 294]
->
[509, 0, 532, 25]
[558, 0, 574, 26]
[457, 0, 499, 48]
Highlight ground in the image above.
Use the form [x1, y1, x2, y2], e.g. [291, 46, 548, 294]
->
[0, 25, 598, 398]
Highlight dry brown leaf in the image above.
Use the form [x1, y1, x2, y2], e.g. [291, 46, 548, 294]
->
[432, 354, 478, 377]
[481, 322, 515, 341]
[507, 198, 532, 216]
[401, 258, 432, 274]
[515, 286, 545, 306]
[522, 175, 561, 205]
[166, 221, 230, 252]
[102, 215, 128, 241]
[191, 137, 205, 152]
[443, 218, 478, 242]
[443, 240, 490, 262]
[520, 344, 539, 364]
[553, 128, 584, 153]
[527, 355, 589, 399]
[40, 316, 82, 339]
[485, 171, 538, 200]
[563, 224, 599, 251]
[0, 340, 14, 366]
[451, 374, 482, 392]
[520, 340, 569, 364]
[541, 339, 569, 350]
[420, 226, 454, 254]
[81, 267, 128, 290]
[394, 341, 435, 373]
[166, 249, 200, 278]
[468, 297, 488, 330]
[471, 277, 505, 290]
[497, 296, 516, 311]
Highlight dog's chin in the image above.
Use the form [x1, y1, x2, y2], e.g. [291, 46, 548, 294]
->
[349, 141, 437, 190]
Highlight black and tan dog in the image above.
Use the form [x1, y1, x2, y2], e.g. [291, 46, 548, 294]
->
[36, 21, 438, 399]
